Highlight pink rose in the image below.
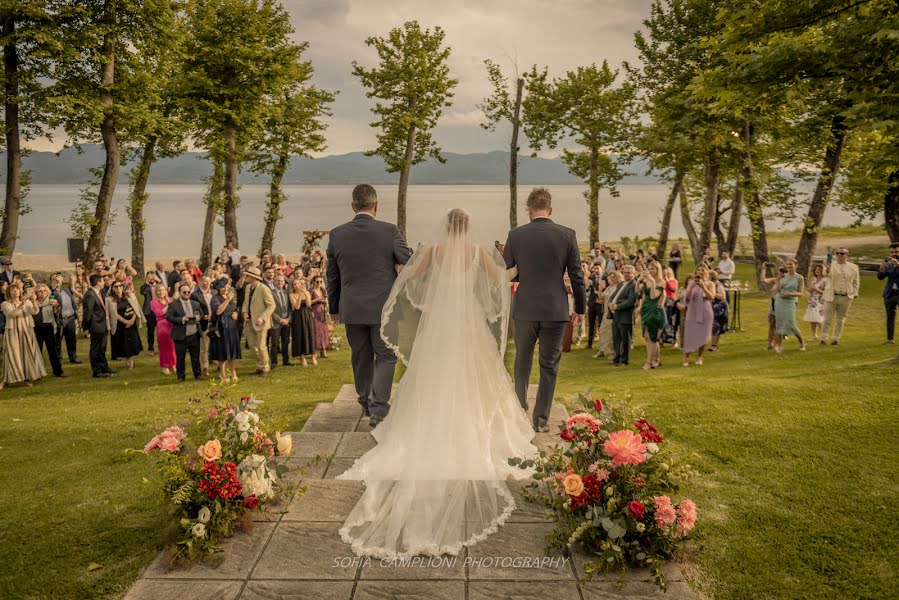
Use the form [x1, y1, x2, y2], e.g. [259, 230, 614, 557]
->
[566, 413, 600, 432]
[603, 430, 647, 467]
[159, 434, 181, 453]
[675, 499, 697, 537]
[144, 436, 161, 452]
[653, 496, 676, 529]
[197, 439, 223, 462]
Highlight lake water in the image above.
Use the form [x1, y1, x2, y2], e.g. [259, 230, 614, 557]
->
[14, 183, 868, 257]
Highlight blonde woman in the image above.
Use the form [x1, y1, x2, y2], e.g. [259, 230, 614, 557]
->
[637, 261, 666, 369]
[766, 258, 806, 352]
[595, 271, 620, 359]
[150, 283, 176, 373]
[682, 264, 715, 366]
[804, 263, 827, 340]
[289, 277, 316, 366]
[1, 282, 46, 389]
[70, 263, 90, 323]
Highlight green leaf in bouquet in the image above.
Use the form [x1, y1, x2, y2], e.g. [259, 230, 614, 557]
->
[601, 517, 626, 540]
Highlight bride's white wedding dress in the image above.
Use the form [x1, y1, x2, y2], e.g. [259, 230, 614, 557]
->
[336, 208, 538, 558]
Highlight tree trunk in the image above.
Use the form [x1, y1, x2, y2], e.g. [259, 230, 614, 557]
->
[884, 169, 899, 243]
[657, 171, 683, 260]
[1, 18, 21, 255]
[713, 197, 726, 256]
[128, 137, 157, 275]
[84, 0, 119, 267]
[396, 123, 416, 239]
[260, 152, 288, 255]
[679, 181, 701, 264]
[726, 176, 744, 256]
[587, 144, 600, 247]
[509, 77, 523, 229]
[698, 152, 719, 258]
[745, 189, 770, 288]
[222, 124, 239, 247]
[200, 157, 224, 271]
[795, 114, 847, 278]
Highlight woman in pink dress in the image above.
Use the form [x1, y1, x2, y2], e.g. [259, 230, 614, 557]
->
[310, 276, 330, 358]
[149, 283, 176, 374]
[682, 264, 715, 367]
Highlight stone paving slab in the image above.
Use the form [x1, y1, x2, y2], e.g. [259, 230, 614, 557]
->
[125, 384, 698, 600]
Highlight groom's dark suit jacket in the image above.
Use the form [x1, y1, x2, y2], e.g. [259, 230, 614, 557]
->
[326, 213, 412, 325]
[503, 217, 586, 321]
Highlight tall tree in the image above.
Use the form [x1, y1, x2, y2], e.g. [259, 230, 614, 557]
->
[479, 58, 525, 229]
[523, 61, 636, 247]
[181, 0, 301, 249]
[199, 149, 224, 270]
[0, 0, 56, 255]
[247, 50, 335, 254]
[353, 20, 457, 238]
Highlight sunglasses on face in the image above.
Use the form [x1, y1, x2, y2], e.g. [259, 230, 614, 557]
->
[836, 252, 847, 255]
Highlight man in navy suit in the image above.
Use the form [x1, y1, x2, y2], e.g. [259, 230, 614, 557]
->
[503, 188, 585, 432]
[327, 184, 412, 427]
[166, 282, 207, 382]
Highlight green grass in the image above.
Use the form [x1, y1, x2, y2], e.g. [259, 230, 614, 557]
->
[1, 264, 897, 599]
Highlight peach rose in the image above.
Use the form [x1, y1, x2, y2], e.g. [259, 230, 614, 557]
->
[276, 431, 292, 455]
[562, 473, 585, 497]
[603, 430, 647, 467]
[197, 439, 223, 462]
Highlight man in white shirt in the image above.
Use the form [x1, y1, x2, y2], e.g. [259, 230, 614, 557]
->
[717, 251, 736, 284]
[821, 247, 860, 345]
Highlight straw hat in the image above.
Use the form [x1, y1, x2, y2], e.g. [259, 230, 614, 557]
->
[243, 266, 263, 281]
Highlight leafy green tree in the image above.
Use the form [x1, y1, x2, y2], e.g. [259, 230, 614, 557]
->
[353, 20, 457, 238]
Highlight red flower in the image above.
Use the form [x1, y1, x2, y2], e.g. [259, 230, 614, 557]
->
[593, 398, 604, 413]
[628, 501, 646, 520]
[560, 428, 576, 442]
[634, 418, 664, 443]
[243, 494, 259, 509]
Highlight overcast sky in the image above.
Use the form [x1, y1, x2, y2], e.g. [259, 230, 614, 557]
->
[30, 0, 652, 155]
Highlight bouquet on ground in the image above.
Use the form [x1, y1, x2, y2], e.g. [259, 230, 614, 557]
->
[141, 388, 297, 563]
[511, 392, 697, 590]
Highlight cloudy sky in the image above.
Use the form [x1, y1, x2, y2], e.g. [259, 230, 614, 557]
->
[286, 0, 651, 156]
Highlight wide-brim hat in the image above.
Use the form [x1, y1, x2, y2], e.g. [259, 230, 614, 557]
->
[243, 267, 263, 281]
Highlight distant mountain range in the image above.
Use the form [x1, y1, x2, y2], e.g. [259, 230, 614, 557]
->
[2, 145, 662, 185]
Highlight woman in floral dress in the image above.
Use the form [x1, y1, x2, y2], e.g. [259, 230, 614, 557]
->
[803, 263, 827, 341]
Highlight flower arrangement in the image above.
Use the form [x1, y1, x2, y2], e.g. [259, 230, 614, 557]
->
[511, 392, 696, 590]
[140, 387, 297, 563]
[302, 229, 329, 257]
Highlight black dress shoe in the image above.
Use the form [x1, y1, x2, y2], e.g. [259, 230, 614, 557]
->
[533, 423, 550, 433]
[282, 362, 295, 367]
[369, 416, 383, 428]
[360, 405, 371, 417]
[105, 369, 116, 374]
[69, 358, 82, 364]
[176, 377, 186, 384]
[93, 373, 110, 378]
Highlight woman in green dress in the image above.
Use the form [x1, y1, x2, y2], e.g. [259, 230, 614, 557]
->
[638, 261, 666, 369]
[768, 258, 806, 352]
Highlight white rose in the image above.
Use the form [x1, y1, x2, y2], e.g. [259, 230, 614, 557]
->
[646, 443, 659, 455]
[249, 412, 259, 424]
[197, 507, 211, 524]
[235, 412, 251, 432]
[240, 432, 248, 443]
[191, 523, 206, 538]
[636, 523, 646, 532]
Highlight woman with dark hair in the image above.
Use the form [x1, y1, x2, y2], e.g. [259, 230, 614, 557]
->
[1, 282, 45, 389]
[208, 279, 241, 381]
[150, 284, 176, 374]
[289, 276, 316, 366]
[107, 282, 143, 368]
[682, 265, 715, 366]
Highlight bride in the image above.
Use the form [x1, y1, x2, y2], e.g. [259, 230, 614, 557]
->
[336, 208, 539, 558]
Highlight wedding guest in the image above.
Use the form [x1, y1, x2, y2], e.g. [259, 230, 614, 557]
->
[268, 273, 293, 368]
[114, 259, 137, 292]
[562, 273, 575, 352]
[1, 282, 46, 389]
[150, 283, 176, 375]
[209, 279, 241, 381]
[647, 245, 659, 262]
[289, 276, 316, 366]
[190, 275, 216, 377]
[50, 273, 80, 364]
[152, 260, 168, 286]
[310, 275, 330, 359]
[682, 264, 715, 366]
[225, 241, 242, 280]
[877, 242, 899, 344]
[185, 258, 203, 283]
[82, 273, 113, 378]
[675, 275, 694, 349]
[767, 258, 806, 352]
[638, 261, 665, 369]
[716, 251, 735, 285]
[166, 260, 183, 295]
[700, 247, 714, 268]
[91, 258, 105, 276]
[241, 266, 275, 376]
[708, 271, 728, 352]
[107, 282, 143, 368]
[803, 263, 827, 341]
[261, 265, 277, 290]
[595, 271, 620, 359]
[140, 272, 161, 353]
[178, 269, 196, 293]
[608, 264, 637, 367]
[586, 263, 604, 350]
[668, 243, 683, 279]
[820, 247, 860, 345]
[766, 266, 784, 350]
[0, 280, 9, 352]
[71, 263, 89, 324]
[33, 284, 65, 378]
[274, 254, 293, 277]
[660, 267, 679, 347]
[605, 248, 618, 274]
[0, 256, 21, 285]
[216, 248, 232, 276]
[634, 249, 645, 265]
[167, 282, 206, 382]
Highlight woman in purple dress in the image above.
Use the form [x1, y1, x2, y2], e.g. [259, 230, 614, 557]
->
[310, 275, 330, 359]
[682, 264, 715, 367]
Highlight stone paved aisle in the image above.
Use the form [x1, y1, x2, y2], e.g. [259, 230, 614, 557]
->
[124, 385, 699, 600]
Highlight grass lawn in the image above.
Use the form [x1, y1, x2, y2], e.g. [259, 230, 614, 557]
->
[1, 262, 897, 599]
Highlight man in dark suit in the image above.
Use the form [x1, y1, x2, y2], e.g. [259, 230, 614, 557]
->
[0, 256, 21, 285]
[503, 187, 585, 432]
[191, 275, 216, 376]
[608, 264, 638, 367]
[167, 260, 183, 296]
[267, 274, 293, 369]
[82, 273, 113, 378]
[166, 282, 206, 382]
[327, 184, 412, 427]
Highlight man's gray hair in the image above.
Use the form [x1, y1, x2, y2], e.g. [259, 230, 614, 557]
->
[526, 187, 552, 211]
[352, 184, 378, 211]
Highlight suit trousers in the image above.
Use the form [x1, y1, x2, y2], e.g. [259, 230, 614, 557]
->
[89, 331, 110, 376]
[612, 319, 633, 365]
[822, 296, 852, 342]
[513, 320, 566, 428]
[57, 316, 78, 361]
[246, 326, 270, 372]
[35, 325, 63, 376]
[884, 291, 899, 341]
[145, 311, 156, 351]
[267, 327, 290, 367]
[174, 333, 201, 379]
[345, 323, 396, 419]
[587, 302, 602, 348]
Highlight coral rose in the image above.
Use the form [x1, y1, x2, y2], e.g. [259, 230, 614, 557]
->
[562, 473, 585, 497]
[197, 439, 223, 462]
[603, 430, 647, 467]
[276, 432, 292, 455]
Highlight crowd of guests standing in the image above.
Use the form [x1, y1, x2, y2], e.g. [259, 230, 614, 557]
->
[0, 247, 334, 390]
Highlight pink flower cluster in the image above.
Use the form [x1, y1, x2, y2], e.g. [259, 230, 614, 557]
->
[653, 496, 696, 536]
[675, 499, 697, 537]
[653, 496, 676, 528]
[144, 425, 186, 453]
